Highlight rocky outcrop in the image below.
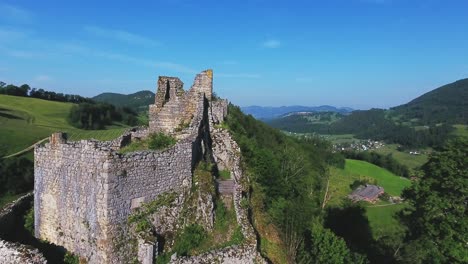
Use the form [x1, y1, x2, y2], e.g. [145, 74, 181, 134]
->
[0, 240, 47, 264]
[171, 245, 266, 264]
[0, 193, 46, 264]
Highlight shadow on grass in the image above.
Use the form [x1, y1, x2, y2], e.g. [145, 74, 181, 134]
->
[325, 204, 399, 264]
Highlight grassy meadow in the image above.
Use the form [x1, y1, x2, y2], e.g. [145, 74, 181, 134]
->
[0, 95, 129, 156]
[328, 159, 411, 239]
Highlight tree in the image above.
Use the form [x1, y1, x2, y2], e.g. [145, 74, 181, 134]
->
[400, 138, 468, 263]
[297, 223, 368, 264]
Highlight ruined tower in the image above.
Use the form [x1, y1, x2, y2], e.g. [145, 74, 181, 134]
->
[149, 69, 213, 134]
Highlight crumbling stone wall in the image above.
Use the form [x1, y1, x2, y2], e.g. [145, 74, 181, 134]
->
[149, 70, 213, 134]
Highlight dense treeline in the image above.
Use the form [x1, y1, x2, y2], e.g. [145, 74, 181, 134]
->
[226, 104, 367, 263]
[68, 103, 138, 130]
[0, 81, 93, 104]
[341, 151, 410, 177]
[269, 109, 454, 148]
[0, 154, 34, 199]
[398, 138, 467, 263]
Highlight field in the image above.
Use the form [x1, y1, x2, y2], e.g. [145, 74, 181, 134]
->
[328, 159, 411, 239]
[373, 144, 429, 169]
[0, 95, 129, 156]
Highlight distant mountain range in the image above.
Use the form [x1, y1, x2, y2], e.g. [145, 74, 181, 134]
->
[93, 90, 155, 112]
[241, 105, 354, 120]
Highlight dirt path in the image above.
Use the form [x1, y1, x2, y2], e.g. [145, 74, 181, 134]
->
[2, 137, 49, 159]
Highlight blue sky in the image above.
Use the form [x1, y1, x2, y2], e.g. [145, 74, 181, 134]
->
[0, 0, 467, 109]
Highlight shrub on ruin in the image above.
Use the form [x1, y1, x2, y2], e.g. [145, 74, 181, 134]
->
[148, 133, 177, 150]
[173, 224, 207, 256]
[24, 207, 34, 235]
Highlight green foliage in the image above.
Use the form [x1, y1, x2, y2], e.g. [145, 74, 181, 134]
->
[400, 138, 468, 263]
[230, 226, 244, 245]
[92, 90, 155, 113]
[147, 133, 177, 150]
[0, 155, 34, 198]
[68, 102, 138, 130]
[225, 104, 346, 262]
[128, 192, 176, 238]
[0, 94, 127, 156]
[173, 224, 207, 256]
[63, 252, 79, 264]
[218, 169, 231, 180]
[342, 150, 410, 177]
[119, 133, 177, 153]
[390, 78, 468, 125]
[24, 207, 34, 235]
[297, 224, 368, 264]
[271, 108, 455, 148]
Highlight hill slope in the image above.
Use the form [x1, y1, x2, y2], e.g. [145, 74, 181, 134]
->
[0, 95, 127, 155]
[268, 79, 467, 147]
[390, 78, 468, 125]
[93, 90, 155, 112]
[241, 105, 353, 120]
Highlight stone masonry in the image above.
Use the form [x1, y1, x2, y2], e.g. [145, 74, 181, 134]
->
[33, 69, 265, 263]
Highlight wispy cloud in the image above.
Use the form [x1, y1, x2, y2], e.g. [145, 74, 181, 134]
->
[57, 43, 196, 74]
[262, 39, 281, 49]
[0, 28, 27, 40]
[217, 73, 261, 79]
[0, 47, 42, 58]
[0, 3, 32, 23]
[34, 75, 52, 82]
[84, 26, 161, 46]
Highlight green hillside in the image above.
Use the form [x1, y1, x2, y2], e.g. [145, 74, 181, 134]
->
[390, 78, 468, 125]
[268, 78, 467, 148]
[93, 90, 155, 112]
[0, 95, 128, 156]
[329, 159, 411, 239]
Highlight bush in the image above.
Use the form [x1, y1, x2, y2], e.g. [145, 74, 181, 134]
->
[63, 252, 79, 264]
[173, 224, 207, 256]
[148, 133, 177, 150]
[24, 208, 34, 235]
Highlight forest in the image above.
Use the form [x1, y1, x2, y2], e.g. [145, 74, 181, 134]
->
[227, 104, 467, 263]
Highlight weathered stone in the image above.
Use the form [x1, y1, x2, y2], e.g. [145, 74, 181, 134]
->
[33, 70, 265, 263]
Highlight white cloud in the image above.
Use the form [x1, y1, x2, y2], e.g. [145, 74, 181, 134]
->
[2, 48, 41, 58]
[0, 3, 32, 23]
[262, 39, 281, 48]
[0, 28, 27, 40]
[84, 26, 161, 46]
[56, 43, 197, 74]
[34, 75, 52, 82]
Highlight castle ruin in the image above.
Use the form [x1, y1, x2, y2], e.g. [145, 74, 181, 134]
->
[33, 70, 262, 263]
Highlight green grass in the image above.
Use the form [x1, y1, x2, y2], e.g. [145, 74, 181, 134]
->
[329, 159, 411, 239]
[0, 95, 128, 156]
[0, 192, 27, 209]
[218, 170, 231, 180]
[373, 144, 429, 169]
[366, 204, 407, 239]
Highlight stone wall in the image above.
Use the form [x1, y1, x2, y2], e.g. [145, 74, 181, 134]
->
[149, 70, 213, 135]
[34, 68, 215, 263]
